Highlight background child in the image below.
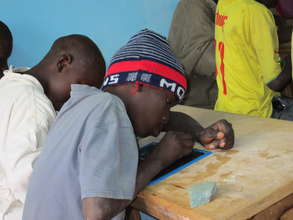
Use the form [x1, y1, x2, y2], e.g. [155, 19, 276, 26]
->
[214, 0, 292, 118]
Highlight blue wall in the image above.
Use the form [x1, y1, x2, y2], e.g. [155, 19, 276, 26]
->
[1, 0, 179, 67]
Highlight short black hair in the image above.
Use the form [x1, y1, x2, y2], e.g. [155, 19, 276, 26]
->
[0, 21, 13, 59]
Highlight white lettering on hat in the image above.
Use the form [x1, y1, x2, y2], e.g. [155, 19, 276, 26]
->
[141, 73, 152, 83]
[177, 86, 185, 100]
[160, 78, 176, 92]
[103, 77, 109, 87]
[108, 74, 119, 85]
[126, 72, 138, 82]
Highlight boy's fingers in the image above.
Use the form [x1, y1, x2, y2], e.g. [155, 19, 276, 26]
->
[204, 139, 220, 150]
[219, 139, 226, 148]
[212, 119, 232, 132]
[205, 139, 227, 150]
[217, 132, 225, 139]
[204, 144, 215, 150]
[200, 127, 218, 143]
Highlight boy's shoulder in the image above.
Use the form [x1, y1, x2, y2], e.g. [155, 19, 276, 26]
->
[74, 86, 123, 109]
[61, 85, 126, 122]
[222, 0, 270, 14]
[245, 0, 272, 14]
[86, 91, 126, 115]
[0, 68, 52, 108]
[84, 91, 130, 127]
[0, 68, 43, 94]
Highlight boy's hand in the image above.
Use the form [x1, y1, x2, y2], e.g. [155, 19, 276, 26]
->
[199, 119, 234, 150]
[155, 131, 194, 168]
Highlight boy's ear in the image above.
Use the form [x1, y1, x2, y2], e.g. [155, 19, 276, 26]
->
[57, 54, 73, 72]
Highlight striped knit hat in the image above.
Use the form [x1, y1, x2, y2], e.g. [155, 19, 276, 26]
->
[102, 29, 187, 101]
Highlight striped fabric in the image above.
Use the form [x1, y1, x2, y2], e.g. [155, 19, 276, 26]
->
[103, 29, 187, 101]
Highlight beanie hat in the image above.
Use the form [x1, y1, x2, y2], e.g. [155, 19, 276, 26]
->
[102, 29, 187, 101]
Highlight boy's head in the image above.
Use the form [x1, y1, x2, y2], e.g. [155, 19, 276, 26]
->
[0, 21, 13, 76]
[34, 34, 105, 110]
[103, 29, 187, 137]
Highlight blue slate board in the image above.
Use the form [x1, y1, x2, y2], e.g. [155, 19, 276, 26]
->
[139, 142, 212, 185]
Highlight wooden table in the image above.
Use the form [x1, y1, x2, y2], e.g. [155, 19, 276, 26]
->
[132, 106, 293, 220]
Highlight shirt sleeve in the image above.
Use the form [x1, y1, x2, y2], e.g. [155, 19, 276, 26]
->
[79, 99, 138, 200]
[249, 5, 282, 84]
[3, 87, 56, 204]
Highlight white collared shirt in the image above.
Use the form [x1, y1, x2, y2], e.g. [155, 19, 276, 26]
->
[0, 67, 56, 220]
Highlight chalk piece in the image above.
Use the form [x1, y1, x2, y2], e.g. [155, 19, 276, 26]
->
[187, 182, 217, 208]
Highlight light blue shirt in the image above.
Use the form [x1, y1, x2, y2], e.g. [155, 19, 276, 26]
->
[23, 84, 138, 220]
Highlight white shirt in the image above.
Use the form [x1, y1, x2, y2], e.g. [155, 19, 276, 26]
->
[0, 68, 56, 220]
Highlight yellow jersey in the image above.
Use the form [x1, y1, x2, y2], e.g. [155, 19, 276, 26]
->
[215, 0, 281, 118]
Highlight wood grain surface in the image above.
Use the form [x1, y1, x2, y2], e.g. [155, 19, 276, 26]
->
[132, 106, 293, 220]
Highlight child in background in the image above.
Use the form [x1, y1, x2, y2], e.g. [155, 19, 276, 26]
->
[168, 0, 218, 109]
[214, 0, 292, 119]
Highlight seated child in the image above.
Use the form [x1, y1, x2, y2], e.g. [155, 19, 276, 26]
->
[23, 29, 234, 220]
[0, 34, 105, 220]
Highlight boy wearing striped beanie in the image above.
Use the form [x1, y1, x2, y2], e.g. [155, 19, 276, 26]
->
[23, 29, 234, 220]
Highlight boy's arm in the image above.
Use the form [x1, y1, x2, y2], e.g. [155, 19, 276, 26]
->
[165, 111, 235, 150]
[267, 55, 292, 92]
[164, 111, 204, 141]
[249, 6, 291, 92]
[82, 131, 194, 220]
[82, 119, 235, 220]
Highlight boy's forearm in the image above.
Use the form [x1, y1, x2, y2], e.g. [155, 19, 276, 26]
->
[268, 57, 292, 92]
[164, 111, 204, 142]
[82, 151, 166, 220]
[81, 112, 204, 219]
[82, 197, 130, 220]
[135, 151, 165, 194]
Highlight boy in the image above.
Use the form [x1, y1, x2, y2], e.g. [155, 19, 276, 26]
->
[0, 34, 106, 220]
[0, 21, 13, 78]
[23, 29, 234, 220]
[214, 0, 292, 118]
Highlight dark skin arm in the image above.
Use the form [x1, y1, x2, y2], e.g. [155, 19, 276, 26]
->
[82, 131, 194, 220]
[267, 55, 292, 92]
[82, 115, 235, 220]
[165, 111, 235, 150]
[164, 111, 204, 142]
[274, 15, 292, 44]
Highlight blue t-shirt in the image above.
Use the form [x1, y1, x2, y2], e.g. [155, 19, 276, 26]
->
[23, 85, 138, 220]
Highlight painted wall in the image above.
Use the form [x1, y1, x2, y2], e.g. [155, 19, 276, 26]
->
[1, 0, 179, 67]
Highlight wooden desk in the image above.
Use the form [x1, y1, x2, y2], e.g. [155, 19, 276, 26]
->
[132, 106, 293, 220]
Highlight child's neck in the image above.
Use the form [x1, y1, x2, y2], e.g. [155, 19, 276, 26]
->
[0, 58, 8, 74]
